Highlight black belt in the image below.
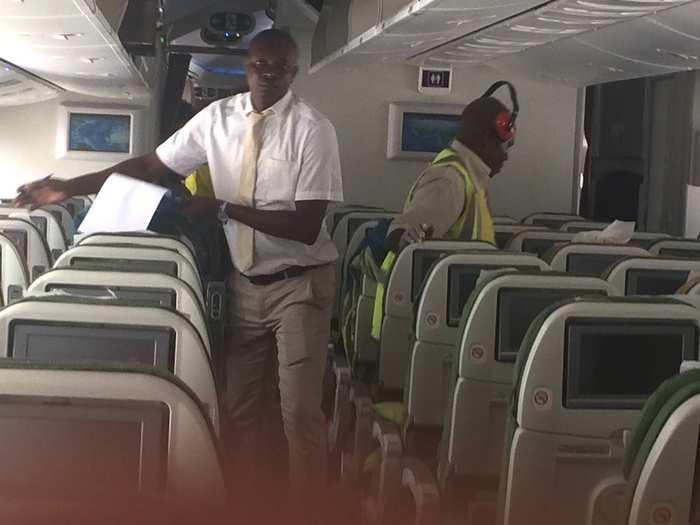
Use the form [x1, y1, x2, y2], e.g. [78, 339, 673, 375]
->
[242, 265, 322, 286]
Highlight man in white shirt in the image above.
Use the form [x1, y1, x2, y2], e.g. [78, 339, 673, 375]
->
[15, 29, 343, 520]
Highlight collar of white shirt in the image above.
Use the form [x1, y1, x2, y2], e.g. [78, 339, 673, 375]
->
[449, 139, 491, 192]
[237, 89, 295, 117]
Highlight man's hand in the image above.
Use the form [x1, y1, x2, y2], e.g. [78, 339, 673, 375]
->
[178, 195, 222, 223]
[14, 175, 70, 210]
[399, 223, 434, 250]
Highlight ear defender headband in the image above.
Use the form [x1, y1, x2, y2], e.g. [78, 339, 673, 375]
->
[481, 80, 519, 142]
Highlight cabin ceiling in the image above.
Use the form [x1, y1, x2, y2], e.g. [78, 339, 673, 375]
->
[308, 0, 700, 86]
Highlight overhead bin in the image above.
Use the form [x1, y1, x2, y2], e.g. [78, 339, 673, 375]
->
[0, 59, 61, 107]
[416, 0, 697, 86]
[310, 0, 549, 73]
[310, 0, 700, 89]
[0, 0, 151, 101]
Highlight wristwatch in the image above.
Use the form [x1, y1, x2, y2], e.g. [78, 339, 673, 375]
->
[216, 201, 229, 224]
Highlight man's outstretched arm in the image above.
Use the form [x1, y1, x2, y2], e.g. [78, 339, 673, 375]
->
[14, 152, 171, 209]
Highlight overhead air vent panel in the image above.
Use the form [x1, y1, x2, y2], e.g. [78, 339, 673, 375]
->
[309, 0, 552, 73]
[0, 59, 61, 107]
[449, 0, 700, 86]
[417, 0, 693, 68]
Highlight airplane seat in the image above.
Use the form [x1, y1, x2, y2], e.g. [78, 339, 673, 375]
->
[605, 256, 700, 296]
[560, 220, 610, 233]
[521, 212, 583, 229]
[0, 233, 29, 305]
[646, 238, 700, 259]
[545, 243, 649, 276]
[324, 205, 386, 235]
[332, 211, 398, 312]
[437, 271, 616, 512]
[492, 216, 518, 224]
[27, 268, 212, 357]
[0, 207, 68, 260]
[348, 0, 381, 39]
[62, 197, 86, 217]
[494, 225, 548, 249]
[622, 369, 700, 525]
[41, 203, 74, 241]
[339, 220, 379, 365]
[505, 230, 575, 258]
[77, 232, 202, 282]
[403, 252, 550, 452]
[0, 295, 219, 435]
[497, 297, 700, 525]
[0, 217, 51, 281]
[331, 210, 398, 259]
[0, 360, 225, 519]
[53, 245, 204, 306]
[627, 232, 670, 250]
[376, 241, 497, 395]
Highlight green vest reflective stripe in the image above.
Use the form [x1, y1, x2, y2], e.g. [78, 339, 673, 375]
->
[370, 251, 396, 340]
[370, 147, 494, 340]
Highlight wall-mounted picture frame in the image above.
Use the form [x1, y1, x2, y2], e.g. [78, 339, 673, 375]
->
[387, 101, 464, 161]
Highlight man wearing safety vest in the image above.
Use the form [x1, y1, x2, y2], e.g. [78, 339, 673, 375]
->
[371, 81, 518, 340]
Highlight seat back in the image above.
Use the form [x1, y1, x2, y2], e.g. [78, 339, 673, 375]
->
[0, 296, 218, 433]
[407, 252, 549, 427]
[0, 207, 67, 260]
[324, 205, 385, 233]
[41, 203, 74, 241]
[331, 211, 397, 257]
[54, 245, 203, 305]
[0, 360, 224, 513]
[627, 232, 671, 249]
[647, 238, 700, 259]
[494, 225, 548, 249]
[0, 233, 29, 305]
[521, 212, 583, 228]
[0, 218, 51, 281]
[492, 216, 517, 224]
[605, 256, 700, 296]
[27, 268, 211, 353]
[546, 243, 649, 276]
[560, 220, 610, 232]
[336, 220, 379, 322]
[63, 197, 87, 217]
[442, 272, 615, 483]
[499, 297, 700, 525]
[506, 230, 575, 257]
[78, 232, 201, 281]
[624, 370, 700, 525]
[377, 240, 496, 393]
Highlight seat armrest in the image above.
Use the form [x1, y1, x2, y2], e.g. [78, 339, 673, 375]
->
[587, 476, 628, 525]
[402, 460, 441, 525]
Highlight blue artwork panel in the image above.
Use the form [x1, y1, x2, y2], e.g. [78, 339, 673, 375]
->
[401, 112, 461, 153]
[69, 113, 131, 153]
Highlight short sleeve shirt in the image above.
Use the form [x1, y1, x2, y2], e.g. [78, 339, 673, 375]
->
[156, 90, 344, 276]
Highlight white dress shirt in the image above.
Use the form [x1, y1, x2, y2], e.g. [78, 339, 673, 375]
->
[156, 90, 344, 276]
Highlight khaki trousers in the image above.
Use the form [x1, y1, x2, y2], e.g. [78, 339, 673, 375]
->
[224, 263, 334, 502]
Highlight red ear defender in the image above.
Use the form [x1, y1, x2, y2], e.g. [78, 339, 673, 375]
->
[481, 81, 519, 142]
[495, 111, 515, 142]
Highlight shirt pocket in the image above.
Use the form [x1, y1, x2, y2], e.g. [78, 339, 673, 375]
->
[255, 156, 299, 207]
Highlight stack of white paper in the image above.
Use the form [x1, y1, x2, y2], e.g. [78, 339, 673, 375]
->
[78, 174, 168, 234]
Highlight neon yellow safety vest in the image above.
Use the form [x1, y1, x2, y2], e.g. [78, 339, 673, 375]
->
[370, 147, 495, 340]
